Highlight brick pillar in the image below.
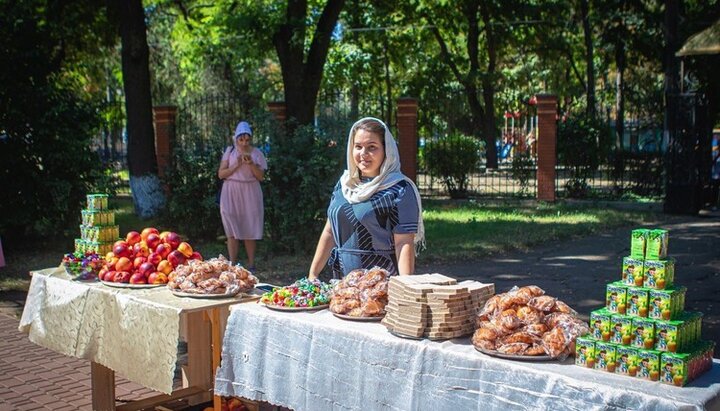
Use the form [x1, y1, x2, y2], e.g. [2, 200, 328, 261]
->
[396, 98, 418, 182]
[536, 95, 557, 202]
[267, 101, 287, 123]
[152, 105, 177, 179]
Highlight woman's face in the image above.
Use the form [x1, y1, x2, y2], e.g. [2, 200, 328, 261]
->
[235, 133, 251, 149]
[353, 129, 385, 178]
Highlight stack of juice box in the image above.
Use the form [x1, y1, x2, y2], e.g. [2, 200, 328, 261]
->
[575, 228, 714, 386]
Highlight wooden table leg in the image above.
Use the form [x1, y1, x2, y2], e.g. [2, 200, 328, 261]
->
[183, 310, 212, 405]
[208, 307, 224, 411]
[91, 361, 116, 411]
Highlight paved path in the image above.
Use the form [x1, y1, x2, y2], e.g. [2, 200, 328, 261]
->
[1, 212, 717, 409]
[418, 213, 720, 347]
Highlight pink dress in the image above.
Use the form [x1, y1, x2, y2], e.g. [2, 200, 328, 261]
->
[219, 147, 267, 240]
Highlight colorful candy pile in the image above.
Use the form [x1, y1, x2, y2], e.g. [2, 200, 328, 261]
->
[260, 278, 333, 308]
[61, 252, 104, 281]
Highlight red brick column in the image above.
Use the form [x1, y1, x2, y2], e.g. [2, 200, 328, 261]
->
[536, 95, 557, 202]
[396, 98, 418, 182]
[267, 101, 287, 123]
[152, 105, 177, 179]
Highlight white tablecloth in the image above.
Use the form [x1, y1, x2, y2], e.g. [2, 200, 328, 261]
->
[19, 267, 245, 394]
[215, 303, 720, 411]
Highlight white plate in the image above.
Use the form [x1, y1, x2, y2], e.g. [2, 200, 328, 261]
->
[475, 346, 553, 361]
[100, 280, 165, 289]
[332, 312, 385, 322]
[260, 302, 329, 312]
[170, 289, 242, 299]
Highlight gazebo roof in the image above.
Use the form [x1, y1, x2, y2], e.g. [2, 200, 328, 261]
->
[676, 18, 720, 56]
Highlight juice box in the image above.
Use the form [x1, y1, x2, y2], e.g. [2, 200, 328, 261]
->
[616, 345, 638, 376]
[643, 259, 675, 290]
[590, 308, 612, 341]
[660, 352, 690, 386]
[636, 349, 661, 381]
[594, 342, 618, 372]
[631, 318, 656, 349]
[610, 314, 633, 345]
[649, 287, 686, 320]
[646, 229, 669, 260]
[622, 256, 645, 287]
[679, 312, 703, 347]
[631, 229, 649, 259]
[606, 282, 628, 314]
[654, 319, 683, 352]
[575, 336, 596, 368]
[627, 288, 649, 318]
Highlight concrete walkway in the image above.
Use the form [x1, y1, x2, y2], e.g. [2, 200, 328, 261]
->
[1, 211, 718, 410]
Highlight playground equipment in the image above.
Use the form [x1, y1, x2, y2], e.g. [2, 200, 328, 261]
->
[500, 97, 538, 161]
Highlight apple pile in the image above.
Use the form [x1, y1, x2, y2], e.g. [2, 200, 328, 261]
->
[98, 227, 202, 285]
[203, 396, 248, 411]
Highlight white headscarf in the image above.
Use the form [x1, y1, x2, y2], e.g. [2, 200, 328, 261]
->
[339, 117, 425, 252]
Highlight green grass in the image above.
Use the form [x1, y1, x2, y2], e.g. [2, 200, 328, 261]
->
[0, 199, 654, 292]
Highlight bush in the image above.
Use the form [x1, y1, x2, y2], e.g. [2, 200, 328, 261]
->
[557, 115, 611, 198]
[263, 121, 344, 253]
[422, 133, 482, 198]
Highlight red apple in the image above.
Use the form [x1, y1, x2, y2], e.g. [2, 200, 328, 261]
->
[164, 232, 182, 250]
[190, 251, 203, 261]
[105, 256, 119, 271]
[155, 243, 171, 259]
[105, 251, 115, 261]
[146, 233, 161, 250]
[129, 272, 147, 284]
[167, 250, 186, 268]
[141, 227, 159, 242]
[113, 271, 131, 283]
[98, 267, 108, 279]
[157, 260, 173, 274]
[147, 252, 162, 266]
[115, 257, 133, 272]
[133, 256, 147, 268]
[113, 242, 131, 259]
[102, 270, 116, 282]
[147, 272, 168, 284]
[177, 242, 193, 258]
[133, 241, 150, 258]
[159, 231, 171, 241]
[125, 231, 142, 246]
[138, 262, 156, 278]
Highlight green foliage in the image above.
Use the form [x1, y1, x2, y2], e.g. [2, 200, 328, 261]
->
[557, 115, 612, 197]
[510, 151, 535, 196]
[263, 121, 344, 253]
[0, 0, 112, 243]
[160, 144, 225, 241]
[422, 133, 482, 199]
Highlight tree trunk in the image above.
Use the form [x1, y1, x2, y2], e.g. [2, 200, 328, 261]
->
[110, 0, 165, 217]
[273, 0, 345, 128]
[615, 40, 626, 150]
[580, 0, 596, 118]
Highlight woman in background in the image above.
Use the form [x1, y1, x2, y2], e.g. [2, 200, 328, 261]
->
[217, 121, 267, 270]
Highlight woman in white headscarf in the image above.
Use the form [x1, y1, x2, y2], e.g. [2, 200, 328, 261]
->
[308, 117, 424, 279]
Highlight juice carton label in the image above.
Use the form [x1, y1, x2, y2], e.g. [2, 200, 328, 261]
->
[660, 352, 689, 386]
[646, 229, 669, 260]
[654, 320, 682, 352]
[627, 288, 649, 318]
[632, 318, 656, 349]
[590, 309, 612, 341]
[636, 349, 661, 381]
[616, 345, 638, 376]
[643, 259, 674, 290]
[575, 336, 596, 368]
[631, 229, 649, 259]
[622, 257, 645, 287]
[594, 342, 618, 372]
[606, 282, 628, 314]
[610, 314, 633, 345]
[649, 288, 682, 320]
